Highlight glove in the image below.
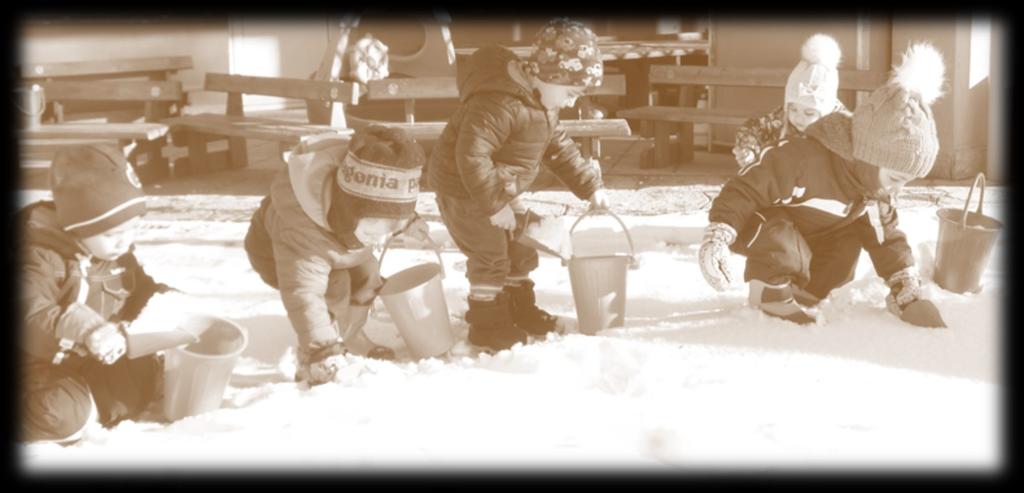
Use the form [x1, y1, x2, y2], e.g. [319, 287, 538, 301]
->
[85, 322, 127, 365]
[489, 204, 517, 231]
[885, 268, 947, 328]
[698, 222, 737, 292]
[589, 189, 610, 211]
[296, 338, 349, 386]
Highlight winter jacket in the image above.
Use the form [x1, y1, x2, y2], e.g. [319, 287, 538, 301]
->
[18, 201, 164, 364]
[427, 45, 603, 216]
[733, 101, 850, 169]
[248, 145, 378, 346]
[710, 112, 914, 280]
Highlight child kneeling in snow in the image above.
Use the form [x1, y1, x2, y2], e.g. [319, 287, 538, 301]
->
[428, 18, 610, 351]
[18, 145, 178, 444]
[732, 34, 851, 172]
[244, 125, 428, 386]
[699, 43, 947, 328]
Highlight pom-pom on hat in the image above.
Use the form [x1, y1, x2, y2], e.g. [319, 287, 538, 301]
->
[334, 125, 426, 219]
[852, 42, 946, 178]
[525, 18, 603, 88]
[784, 33, 842, 116]
[49, 144, 146, 238]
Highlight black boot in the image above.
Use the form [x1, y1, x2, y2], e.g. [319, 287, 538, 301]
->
[749, 280, 817, 325]
[504, 280, 560, 336]
[466, 293, 530, 351]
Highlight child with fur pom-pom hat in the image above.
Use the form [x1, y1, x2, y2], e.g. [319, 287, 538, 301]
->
[732, 33, 851, 171]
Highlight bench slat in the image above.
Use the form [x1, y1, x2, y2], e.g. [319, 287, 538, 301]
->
[22, 56, 194, 80]
[618, 106, 759, 126]
[204, 73, 360, 105]
[648, 65, 887, 92]
[21, 123, 169, 141]
[365, 73, 627, 102]
[163, 113, 353, 144]
[366, 118, 631, 141]
[40, 80, 184, 102]
[366, 77, 460, 100]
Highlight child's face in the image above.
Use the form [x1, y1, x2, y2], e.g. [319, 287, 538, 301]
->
[77, 217, 140, 261]
[877, 168, 917, 195]
[532, 78, 588, 110]
[354, 217, 411, 247]
[787, 102, 822, 133]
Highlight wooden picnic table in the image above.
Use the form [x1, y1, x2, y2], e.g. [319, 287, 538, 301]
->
[21, 122, 169, 141]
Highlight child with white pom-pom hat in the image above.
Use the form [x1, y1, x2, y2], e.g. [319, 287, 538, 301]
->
[700, 42, 948, 329]
[732, 33, 851, 171]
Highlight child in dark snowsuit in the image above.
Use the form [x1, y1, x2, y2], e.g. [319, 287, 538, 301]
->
[427, 18, 610, 350]
[18, 145, 170, 443]
[700, 43, 948, 328]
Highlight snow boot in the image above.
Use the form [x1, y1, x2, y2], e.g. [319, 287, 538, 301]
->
[749, 280, 817, 325]
[503, 280, 560, 336]
[465, 293, 530, 351]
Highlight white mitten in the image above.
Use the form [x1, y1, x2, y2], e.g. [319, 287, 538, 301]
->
[698, 222, 738, 292]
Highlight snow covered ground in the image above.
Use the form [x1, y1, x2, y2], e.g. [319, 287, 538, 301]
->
[16, 188, 1004, 473]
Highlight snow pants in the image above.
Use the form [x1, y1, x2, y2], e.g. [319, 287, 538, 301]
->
[435, 193, 539, 296]
[731, 208, 863, 299]
[20, 352, 162, 443]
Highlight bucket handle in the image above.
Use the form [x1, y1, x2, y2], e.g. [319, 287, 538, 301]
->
[13, 84, 46, 118]
[378, 214, 446, 280]
[568, 208, 638, 269]
[960, 173, 987, 228]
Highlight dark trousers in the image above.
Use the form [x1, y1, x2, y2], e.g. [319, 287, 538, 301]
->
[435, 194, 538, 290]
[20, 353, 162, 442]
[731, 209, 862, 299]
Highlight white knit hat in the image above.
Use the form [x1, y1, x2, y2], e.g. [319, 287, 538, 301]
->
[784, 34, 842, 116]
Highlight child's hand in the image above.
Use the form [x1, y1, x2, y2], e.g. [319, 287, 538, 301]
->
[733, 147, 756, 167]
[86, 323, 127, 365]
[698, 222, 737, 292]
[352, 271, 384, 305]
[489, 204, 517, 231]
[589, 189, 610, 211]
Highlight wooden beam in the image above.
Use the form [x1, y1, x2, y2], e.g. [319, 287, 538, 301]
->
[22, 56, 193, 80]
[648, 65, 886, 92]
[163, 113, 354, 144]
[617, 106, 755, 125]
[204, 73, 360, 105]
[22, 123, 169, 141]
[40, 80, 184, 102]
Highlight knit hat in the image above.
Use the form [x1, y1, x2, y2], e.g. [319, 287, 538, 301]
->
[852, 42, 945, 178]
[784, 33, 842, 116]
[334, 125, 425, 220]
[526, 18, 603, 88]
[49, 144, 146, 238]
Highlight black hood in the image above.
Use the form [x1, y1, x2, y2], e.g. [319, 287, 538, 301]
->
[456, 45, 541, 108]
[18, 201, 85, 259]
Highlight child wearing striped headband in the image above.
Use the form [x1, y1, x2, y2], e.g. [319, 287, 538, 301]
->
[244, 125, 428, 386]
[18, 144, 169, 444]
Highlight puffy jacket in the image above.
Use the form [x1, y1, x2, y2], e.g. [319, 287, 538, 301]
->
[427, 45, 603, 216]
[248, 144, 378, 347]
[709, 112, 915, 280]
[18, 202, 164, 364]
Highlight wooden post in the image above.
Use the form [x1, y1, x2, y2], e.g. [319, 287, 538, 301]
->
[225, 91, 248, 169]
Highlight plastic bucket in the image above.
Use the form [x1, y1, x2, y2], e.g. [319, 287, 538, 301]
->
[933, 173, 1003, 294]
[377, 231, 454, 359]
[15, 84, 45, 129]
[567, 210, 637, 335]
[163, 314, 248, 422]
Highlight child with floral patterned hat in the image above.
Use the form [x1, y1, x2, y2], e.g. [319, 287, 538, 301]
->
[427, 17, 610, 351]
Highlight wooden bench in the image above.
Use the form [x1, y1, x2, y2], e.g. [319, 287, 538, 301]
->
[162, 73, 360, 175]
[618, 65, 888, 167]
[360, 74, 631, 160]
[18, 56, 194, 182]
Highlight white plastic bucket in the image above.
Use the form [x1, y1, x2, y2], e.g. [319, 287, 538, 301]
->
[162, 314, 248, 422]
